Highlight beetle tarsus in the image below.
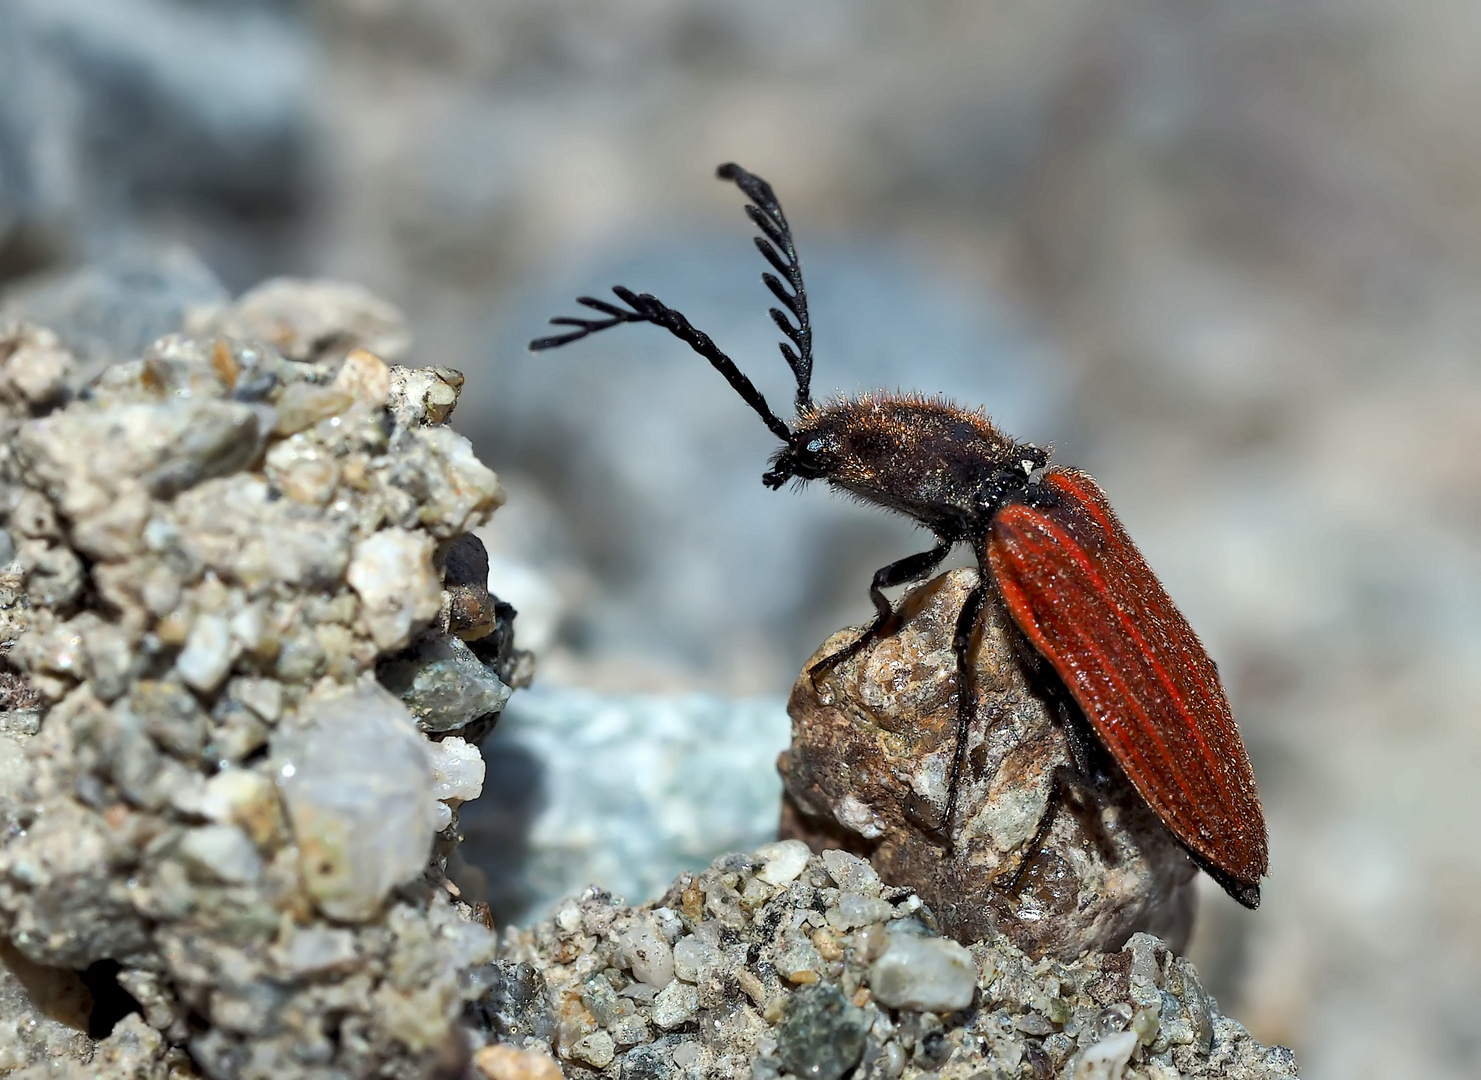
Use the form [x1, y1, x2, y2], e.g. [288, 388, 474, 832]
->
[807, 541, 953, 686]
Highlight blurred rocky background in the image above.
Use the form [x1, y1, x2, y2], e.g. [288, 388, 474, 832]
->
[2, 2, 1478, 1078]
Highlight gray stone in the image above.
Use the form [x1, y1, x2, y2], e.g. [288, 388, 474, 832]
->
[869, 934, 977, 1013]
[177, 824, 262, 885]
[776, 982, 870, 1080]
[274, 683, 437, 922]
[650, 980, 698, 1030]
[378, 634, 511, 733]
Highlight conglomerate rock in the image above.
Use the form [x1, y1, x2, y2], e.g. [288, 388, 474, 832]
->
[0, 281, 529, 1079]
[778, 569, 1199, 960]
[480, 845, 1297, 1080]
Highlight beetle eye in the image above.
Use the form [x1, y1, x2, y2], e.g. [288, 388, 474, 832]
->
[806, 438, 825, 453]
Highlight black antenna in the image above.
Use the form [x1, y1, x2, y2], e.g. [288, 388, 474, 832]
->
[530, 286, 793, 443]
[716, 163, 814, 414]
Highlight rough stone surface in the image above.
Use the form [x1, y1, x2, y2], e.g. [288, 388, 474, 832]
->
[0, 283, 521, 1078]
[477, 847, 1299, 1080]
[780, 568, 1199, 960]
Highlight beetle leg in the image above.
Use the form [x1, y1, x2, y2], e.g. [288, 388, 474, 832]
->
[938, 575, 989, 844]
[998, 764, 1074, 894]
[808, 541, 952, 683]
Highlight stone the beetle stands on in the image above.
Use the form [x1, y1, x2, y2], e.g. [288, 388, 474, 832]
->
[531, 163, 1268, 908]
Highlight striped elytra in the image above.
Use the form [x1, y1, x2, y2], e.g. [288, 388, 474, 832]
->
[988, 469, 1268, 906]
[532, 162, 1269, 909]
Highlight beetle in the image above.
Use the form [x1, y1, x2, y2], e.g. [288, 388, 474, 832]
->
[531, 163, 1268, 908]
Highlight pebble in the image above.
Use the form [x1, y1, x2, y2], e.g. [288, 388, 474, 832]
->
[572, 1030, 617, 1069]
[620, 918, 675, 988]
[869, 935, 977, 1012]
[672, 934, 720, 983]
[378, 635, 512, 733]
[332, 348, 393, 407]
[1074, 1030, 1138, 1080]
[274, 683, 436, 921]
[753, 839, 811, 885]
[277, 927, 359, 977]
[345, 527, 442, 650]
[474, 1044, 563, 1080]
[428, 736, 485, 803]
[650, 980, 698, 1030]
[820, 849, 882, 895]
[828, 891, 895, 930]
[176, 824, 262, 885]
[175, 613, 235, 692]
[776, 982, 870, 1080]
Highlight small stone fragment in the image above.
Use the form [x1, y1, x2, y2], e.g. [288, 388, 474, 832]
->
[332, 347, 393, 407]
[175, 613, 236, 692]
[388, 365, 463, 427]
[203, 277, 411, 364]
[650, 980, 698, 1030]
[277, 926, 359, 977]
[869, 934, 977, 1012]
[571, 1030, 616, 1069]
[177, 824, 262, 884]
[474, 1043, 564, 1080]
[672, 935, 720, 983]
[820, 849, 882, 895]
[776, 982, 870, 1080]
[621, 919, 675, 989]
[274, 683, 437, 921]
[753, 839, 810, 885]
[378, 635, 512, 733]
[347, 528, 443, 650]
[1074, 1030, 1138, 1080]
[828, 891, 894, 930]
[429, 736, 485, 804]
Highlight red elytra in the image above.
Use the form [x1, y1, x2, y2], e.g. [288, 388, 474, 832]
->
[988, 468, 1268, 904]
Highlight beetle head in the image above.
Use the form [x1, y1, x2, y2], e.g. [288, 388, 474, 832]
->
[763, 428, 841, 489]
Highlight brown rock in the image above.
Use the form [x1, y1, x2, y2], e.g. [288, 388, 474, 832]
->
[778, 567, 1197, 959]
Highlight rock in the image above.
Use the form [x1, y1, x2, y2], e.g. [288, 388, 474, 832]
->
[0, 322, 74, 409]
[429, 735, 485, 830]
[572, 1030, 617, 1069]
[649, 980, 697, 1030]
[0, 280, 518, 1079]
[474, 1044, 564, 1080]
[819, 848, 881, 895]
[346, 527, 443, 651]
[776, 983, 870, 1080]
[779, 568, 1199, 959]
[754, 839, 811, 886]
[388, 365, 463, 427]
[177, 824, 262, 885]
[174, 612, 235, 692]
[1074, 1030, 1138, 1080]
[483, 848, 1298, 1080]
[378, 634, 512, 734]
[671, 935, 720, 983]
[868, 934, 977, 1012]
[619, 918, 674, 989]
[429, 736, 485, 803]
[274, 683, 437, 921]
[275, 926, 358, 978]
